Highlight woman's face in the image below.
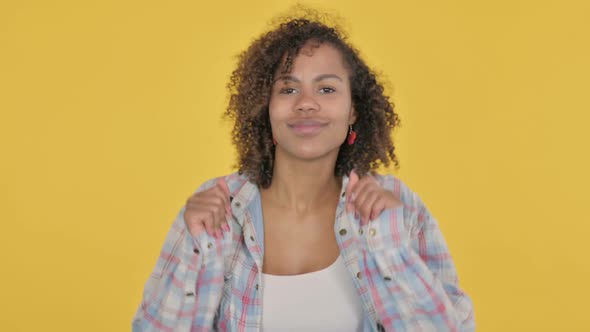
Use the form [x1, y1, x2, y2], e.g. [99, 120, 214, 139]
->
[269, 42, 356, 162]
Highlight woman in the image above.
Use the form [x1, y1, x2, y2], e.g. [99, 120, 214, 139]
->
[133, 14, 474, 332]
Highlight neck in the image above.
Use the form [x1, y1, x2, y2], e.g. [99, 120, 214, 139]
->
[262, 148, 342, 214]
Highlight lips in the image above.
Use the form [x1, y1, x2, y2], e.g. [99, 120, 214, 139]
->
[287, 119, 329, 136]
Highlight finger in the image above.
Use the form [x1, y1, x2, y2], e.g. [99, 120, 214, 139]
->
[187, 213, 208, 237]
[197, 193, 226, 224]
[370, 196, 387, 221]
[218, 177, 230, 195]
[352, 175, 375, 209]
[209, 204, 225, 238]
[184, 209, 203, 237]
[346, 169, 359, 212]
[187, 221, 206, 237]
[184, 195, 225, 238]
[353, 172, 379, 197]
[351, 177, 372, 205]
[356, 189, 379, 224]
[190, 196, 227, 238]
[386, 194, 403, 209]
[216, 179, 232, 214]
[204, 210, 216, 236]
[352, 175, 381, 218]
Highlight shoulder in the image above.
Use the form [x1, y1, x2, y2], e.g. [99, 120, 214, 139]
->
[370, 172, 437, 239]
[371, 172, 423, 214]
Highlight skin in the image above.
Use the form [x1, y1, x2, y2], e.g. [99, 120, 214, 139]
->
[183, 42, 401, 275]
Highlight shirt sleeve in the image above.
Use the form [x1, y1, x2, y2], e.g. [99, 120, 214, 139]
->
[373, 175, 475, 331]
[408, 193, 475, 331]
[132, 179, 225, 332]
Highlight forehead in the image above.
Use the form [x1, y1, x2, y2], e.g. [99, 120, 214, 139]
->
[275, 42, 349, 78]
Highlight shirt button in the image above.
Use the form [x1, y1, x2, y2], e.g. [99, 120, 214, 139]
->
[250, 235, 255, 242]
[359, 228, 364, 235]
[207, 242, 213, 249]
[235, 201, 241, 208]
[369, 228, 377, 237]
[339, 229, 347, 236]
[341, 191, 346, 197]
[255, 284, 259, 290]
[356, 272, 362, 279]
[384, 276, 392, 281]
[193, 248, 200, 254]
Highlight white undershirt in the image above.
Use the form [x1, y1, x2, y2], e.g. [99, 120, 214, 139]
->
[261, 254, 364, 332]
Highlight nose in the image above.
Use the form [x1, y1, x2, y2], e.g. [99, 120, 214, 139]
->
[294, 89, 319, 113]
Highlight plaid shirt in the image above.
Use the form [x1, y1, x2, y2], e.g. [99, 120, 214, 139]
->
[132, 172, 475, 331]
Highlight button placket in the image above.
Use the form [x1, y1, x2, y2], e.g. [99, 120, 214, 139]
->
[369, 228, 377, 237]
[240, 207, 264, 272]
[191, 229, 218, 265]
[366, 225, 383, 252]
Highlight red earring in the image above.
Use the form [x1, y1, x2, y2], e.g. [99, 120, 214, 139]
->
[272, 136, 277, 145]
[347, 125, 357, 145]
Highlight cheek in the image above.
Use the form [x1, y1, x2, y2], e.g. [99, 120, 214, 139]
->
[268, 98, 278, 123]
[268, 105, 279, 123]
[333, 120, 351, 139]
[268, 99, 292, 124]
[331, 102, 354, 123]
[268, 106, 286, 133]
[268, 95, 282, 116]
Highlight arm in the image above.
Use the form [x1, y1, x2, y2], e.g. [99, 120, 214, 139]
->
[408, 193, 475, 331]
[371, 175, 474, 331]
[132, 180, 225, 332]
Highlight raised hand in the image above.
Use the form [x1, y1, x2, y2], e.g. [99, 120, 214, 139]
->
[183, 178, 232, 239]
[345, 170, 402, 225]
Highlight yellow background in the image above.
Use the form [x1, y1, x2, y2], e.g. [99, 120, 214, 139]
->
[1, 0, 588, 331]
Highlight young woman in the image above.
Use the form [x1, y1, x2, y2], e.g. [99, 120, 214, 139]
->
[133, 14, 474, 332]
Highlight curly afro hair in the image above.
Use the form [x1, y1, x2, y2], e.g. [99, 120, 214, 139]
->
[224, 10, 401, 188]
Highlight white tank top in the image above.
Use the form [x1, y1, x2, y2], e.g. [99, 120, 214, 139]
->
[261, 254, 364, 332]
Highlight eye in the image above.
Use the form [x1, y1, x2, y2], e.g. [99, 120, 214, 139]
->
[279, 87, 297, 94]
[319, 87, 335, 94]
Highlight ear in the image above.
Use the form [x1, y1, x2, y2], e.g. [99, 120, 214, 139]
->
[349, 105, 357, 124]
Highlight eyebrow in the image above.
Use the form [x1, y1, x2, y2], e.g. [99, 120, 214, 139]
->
[274, 74, 343, 84]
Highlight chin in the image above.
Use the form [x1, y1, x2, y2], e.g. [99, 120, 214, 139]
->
[283, 143, 339, 161]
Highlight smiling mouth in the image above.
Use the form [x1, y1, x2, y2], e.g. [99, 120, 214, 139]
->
[288, 121, 328, 136]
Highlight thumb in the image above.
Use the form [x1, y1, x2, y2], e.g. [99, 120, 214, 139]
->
[217, 177, 230, 196]
[217, 178, 232, 214]
[346, 169, 359, 212]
